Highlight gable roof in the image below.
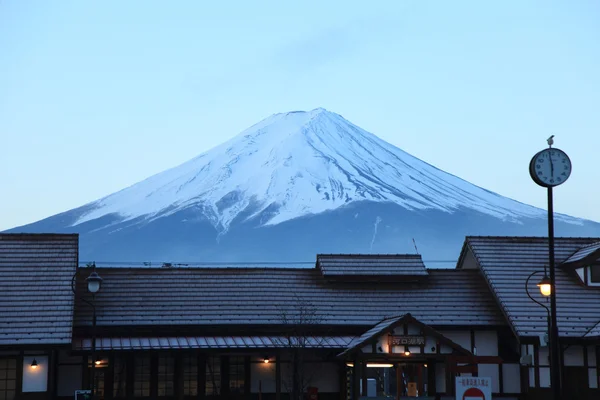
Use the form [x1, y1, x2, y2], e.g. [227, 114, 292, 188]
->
[0, 233, 78, 346]
[339, 313, 472, 357]
[561, 241, 600, 267]
[460, 236, 600, 339]
[316, 254, 428, 281]
[74, 267, 505, 330]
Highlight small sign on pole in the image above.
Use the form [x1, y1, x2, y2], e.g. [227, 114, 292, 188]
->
[455, 377, 491, 400]
[74, 390, 92, 400]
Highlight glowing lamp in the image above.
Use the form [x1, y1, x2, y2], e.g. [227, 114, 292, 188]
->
[537, 275, 552, 297]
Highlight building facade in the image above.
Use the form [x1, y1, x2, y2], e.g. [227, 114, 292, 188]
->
[1, 234, 600, 400]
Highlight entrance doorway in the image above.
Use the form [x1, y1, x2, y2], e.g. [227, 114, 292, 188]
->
[356, 362, 431, 398]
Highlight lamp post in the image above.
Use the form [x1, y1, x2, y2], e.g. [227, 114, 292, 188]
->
[529, 137, 572, 400]
[72, 262, 103, 399]
[525, 270, 552, 344]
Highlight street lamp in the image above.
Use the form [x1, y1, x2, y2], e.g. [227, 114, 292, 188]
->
[72, 262, 103, 399]
[525, 270, 551, 325]
[529, 136, 573, 400]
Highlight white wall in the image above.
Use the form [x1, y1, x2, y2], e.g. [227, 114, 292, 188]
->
[439, 331, 471, 350]
[478, 364, 499, 393]
[539, 367, 550, 388]
[22, 356, 48, 393]
[589, 368, 598, 389]
[474, 331, 497, 356]
[502, 364, 521, 393]
[251, 362, 276, 393]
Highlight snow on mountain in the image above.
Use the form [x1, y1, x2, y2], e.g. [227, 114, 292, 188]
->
[73, 107, 577, 234]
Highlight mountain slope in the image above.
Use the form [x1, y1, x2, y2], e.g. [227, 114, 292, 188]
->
[7, 108, 598, 263]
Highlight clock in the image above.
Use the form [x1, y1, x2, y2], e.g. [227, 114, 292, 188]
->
[529, 148, 572, 187]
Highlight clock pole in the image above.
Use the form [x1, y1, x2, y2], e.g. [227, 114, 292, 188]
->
[547, 183, 561, 400]
[529, 137, 571, 400]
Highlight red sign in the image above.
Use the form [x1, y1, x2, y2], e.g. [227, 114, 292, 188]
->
[463, 387, 485, 400]
[455, 377, 491, 400]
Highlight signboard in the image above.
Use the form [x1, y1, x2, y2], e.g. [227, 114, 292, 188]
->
[455, 377, 492, 400]
[407, 382, 417, 396]
[74, 390, 92, 400]
[390, 335, 425, 346]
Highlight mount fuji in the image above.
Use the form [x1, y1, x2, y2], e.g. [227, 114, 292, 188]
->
[7, 108, 600, 264]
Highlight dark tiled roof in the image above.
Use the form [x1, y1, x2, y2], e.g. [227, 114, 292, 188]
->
[316, 254, 428, 279]
[74, 267, 504, 329]
[462, 236, 600, 338]
[562, 241, 600, 267]
[584, 321, 600, 338]
[73, 335, 354, 351]
[342, 315, 404, 353]
[0, 234, 78, 346]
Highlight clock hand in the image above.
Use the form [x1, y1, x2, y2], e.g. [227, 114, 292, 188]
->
[549, 152, 554, 178]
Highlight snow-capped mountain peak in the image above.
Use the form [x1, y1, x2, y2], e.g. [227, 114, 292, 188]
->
[73, 108, 571, 233]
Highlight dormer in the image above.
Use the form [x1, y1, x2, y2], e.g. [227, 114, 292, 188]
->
[561, 242, 600, 287]
[316, 254, 428, 283]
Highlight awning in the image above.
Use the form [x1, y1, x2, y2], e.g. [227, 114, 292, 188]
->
[73, 336, 355, 351]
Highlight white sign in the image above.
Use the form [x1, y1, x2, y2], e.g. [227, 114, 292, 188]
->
[456, 377, 492, 400]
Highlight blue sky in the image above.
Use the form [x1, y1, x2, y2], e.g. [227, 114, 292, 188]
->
[1, 0, 599, 230]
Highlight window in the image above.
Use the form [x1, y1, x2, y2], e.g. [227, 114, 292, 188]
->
[113, 357, 127, 398]
[95, 370, 105, 400]
[182, 355, 198, 397]
[157, 355, 174, 397]
[205, 356, 221, 396]
[228, 357, 245, 394]
[134, 355, 151, 397]
[590, 265, 600, 284]
[0, 358, 16, 400]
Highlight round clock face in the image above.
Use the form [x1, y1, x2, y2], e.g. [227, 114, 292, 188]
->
[529, 148, 572, 187]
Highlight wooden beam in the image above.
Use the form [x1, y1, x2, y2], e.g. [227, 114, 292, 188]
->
[275, 353, 281, 400]
[361, 361, 367, 396]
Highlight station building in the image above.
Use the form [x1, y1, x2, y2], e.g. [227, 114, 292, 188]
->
[1, 233, 599, 400]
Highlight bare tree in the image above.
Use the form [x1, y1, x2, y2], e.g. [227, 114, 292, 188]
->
[276, 296, 325, 400]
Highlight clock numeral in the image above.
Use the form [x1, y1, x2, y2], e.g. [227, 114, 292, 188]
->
[564, 166, 568, 170]
[539, 159, 545, 162]
[557, 177, 562, 182]
[562, 172, 567, 176]
[550, 179, 555, 183]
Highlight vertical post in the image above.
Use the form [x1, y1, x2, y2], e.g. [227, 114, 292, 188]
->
[548, 186, 561, 399]
[275, 353, 281, 400]
[92, 294, 97, 400]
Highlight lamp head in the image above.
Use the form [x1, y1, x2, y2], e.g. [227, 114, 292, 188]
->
[31, 359, 38, 369]
[537, 275, 552, 297]
[86, 270, 103, 294]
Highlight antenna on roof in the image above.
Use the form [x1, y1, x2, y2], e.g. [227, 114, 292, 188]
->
[412, 238, 420, 255]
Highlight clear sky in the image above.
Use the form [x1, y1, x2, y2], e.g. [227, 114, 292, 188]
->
[1, 0, 599, 231]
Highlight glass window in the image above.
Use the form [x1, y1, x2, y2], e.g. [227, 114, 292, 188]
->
[95, 369, 105, 400]
[113, 357, 127, 398]
[590, 265, 600, 283]
[205, 356, 221, 396]
[134, 355, 151, 397]
[228, 357, 245, 394]
[183, 355, 198, 397]
[157, 355, 174, 397]
[0, 358, 17, 400]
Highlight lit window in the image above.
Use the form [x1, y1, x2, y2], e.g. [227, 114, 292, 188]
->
[0, 358, 16, 400]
